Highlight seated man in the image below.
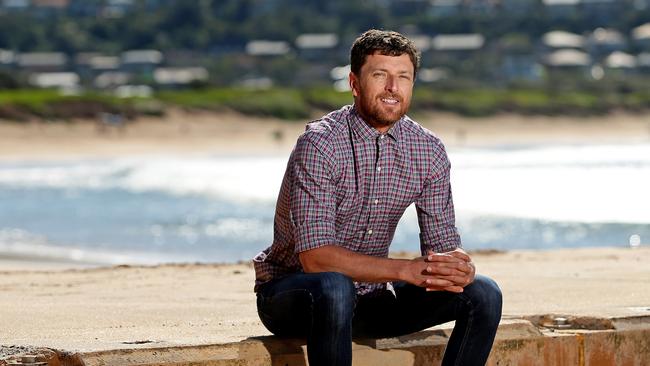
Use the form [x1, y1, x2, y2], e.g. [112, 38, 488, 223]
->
[253, 29, 502, 366]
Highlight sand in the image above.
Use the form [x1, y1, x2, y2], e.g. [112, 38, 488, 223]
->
[1, 109, 650, 161]
[0, 247, 648, 353]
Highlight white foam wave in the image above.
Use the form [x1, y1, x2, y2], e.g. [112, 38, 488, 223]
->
[0, 228, 178, 265]
[0, 144, 648, 223]
[450, 144, 650, 224]
[0, 155, 288, 202]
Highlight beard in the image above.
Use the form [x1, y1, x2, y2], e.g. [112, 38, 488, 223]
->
[355, 91, 410, 129]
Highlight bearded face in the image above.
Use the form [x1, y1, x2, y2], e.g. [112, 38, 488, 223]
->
[350, 53, 414, 132]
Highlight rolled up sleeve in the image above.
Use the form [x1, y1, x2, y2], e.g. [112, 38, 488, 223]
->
[290, 137, 337, 253]
[415, 150, 461, 254]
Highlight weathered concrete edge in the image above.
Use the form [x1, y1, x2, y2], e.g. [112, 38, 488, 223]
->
[4, 316, 650, 366]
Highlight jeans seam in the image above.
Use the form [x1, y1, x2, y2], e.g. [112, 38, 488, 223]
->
[454, 293, 474, 366]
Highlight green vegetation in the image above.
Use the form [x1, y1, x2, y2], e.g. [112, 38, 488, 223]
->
[158, 88, 311, 119]
[4, 86, 650, 121]
[0, 89, 158, 121]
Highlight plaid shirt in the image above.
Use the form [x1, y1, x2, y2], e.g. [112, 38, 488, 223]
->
[253, 105, 461, 295]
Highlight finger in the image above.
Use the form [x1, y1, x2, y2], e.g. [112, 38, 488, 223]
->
[423, 265, 467, 277]
[422, 277, 455, 288]
[443, 286, 465, 293]
[447, 249, 471, 262]
[425, 253, 466, 263]
[458, 261, 473, 274]
[437, 274, 472, 286]
[426, 285, 464, 293]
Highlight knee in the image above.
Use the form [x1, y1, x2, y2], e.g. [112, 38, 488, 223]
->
[464, 275, 502, 323]
[311, 272, 355, 318]
[314, 272, 355, 304]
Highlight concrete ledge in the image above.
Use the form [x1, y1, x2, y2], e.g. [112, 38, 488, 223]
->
[3, 317, 649, 366]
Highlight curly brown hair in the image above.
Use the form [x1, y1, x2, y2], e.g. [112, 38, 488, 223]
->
[350, 29, 421, 77]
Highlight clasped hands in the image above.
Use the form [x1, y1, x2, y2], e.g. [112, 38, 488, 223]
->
[406, 248, 475, 293]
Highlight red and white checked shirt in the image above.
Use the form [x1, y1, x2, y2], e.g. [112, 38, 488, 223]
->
[253, 105, 461, 295]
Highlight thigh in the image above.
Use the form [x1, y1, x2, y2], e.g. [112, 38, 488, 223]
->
[353, 275, 501, 339]
[353, 282, 460, 338]
[256, 272, 355, 337]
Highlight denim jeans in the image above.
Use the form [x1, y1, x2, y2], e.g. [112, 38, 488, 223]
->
[256, 272, 503, 366]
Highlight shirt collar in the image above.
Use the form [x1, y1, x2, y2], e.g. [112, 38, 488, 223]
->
[349, 105, 403, 142]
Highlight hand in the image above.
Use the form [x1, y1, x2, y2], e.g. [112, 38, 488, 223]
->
[400, 252, 468, 293]
[426, 248, 475, 291]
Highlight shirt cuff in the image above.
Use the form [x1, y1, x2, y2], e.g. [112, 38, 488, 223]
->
[419, 229, 461, 253]
[294, 221, 336, 253]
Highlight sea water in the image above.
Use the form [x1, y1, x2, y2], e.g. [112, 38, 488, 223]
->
[0, 143, 648, 265]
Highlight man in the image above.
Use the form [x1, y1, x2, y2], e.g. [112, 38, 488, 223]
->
[253, 29, 502, 366]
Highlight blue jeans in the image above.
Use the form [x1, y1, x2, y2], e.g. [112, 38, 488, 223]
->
[256, 272, 503, 366]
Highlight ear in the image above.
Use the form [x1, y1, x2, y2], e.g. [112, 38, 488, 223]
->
[349, 72, 359, 98]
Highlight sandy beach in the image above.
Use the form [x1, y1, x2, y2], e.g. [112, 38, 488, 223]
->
[1, 110, 649, 364]
[1, 246, 648, 354]
[1, 108, 650, 160]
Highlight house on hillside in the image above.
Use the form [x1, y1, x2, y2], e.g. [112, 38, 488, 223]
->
[585, 28, 627, 60]
[636, 52, 650, 73]
[541, 31, 586, 51]
[543, 48, 592, 79]
[293, 33, 341, 85]
[120, 49, 163, 80]
[295, 33, 339, 61]
[406, 34, 434, 68]
[497, 35, 542, 83]
[245, 40, 290, 57]
[94, 71, 130, 89]
[16, 52, 67, 72]
[430, 33, 486, 78]
[603, 51, 636, 75]
[74, 53, 120, 85]
[0, 49, 15, 70]
[632, 23, 650, 51]
[153, 67, 209, 88]
[28, 72, 79, 92]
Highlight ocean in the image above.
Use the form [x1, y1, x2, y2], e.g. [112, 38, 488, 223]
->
[1, 142, 648, 265]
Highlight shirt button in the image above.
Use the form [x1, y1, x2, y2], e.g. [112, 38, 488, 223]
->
[376, 166, 381, 172]
[367, 229, 373, 235]
[374, 199, 379, 204]
[380, 135, 385, 139]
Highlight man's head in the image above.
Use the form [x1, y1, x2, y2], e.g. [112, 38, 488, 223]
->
[350, 29, 421, 78]
[349, 30, 421, 132]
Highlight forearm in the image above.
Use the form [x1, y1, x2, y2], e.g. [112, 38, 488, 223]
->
[299, 245, 410, 283]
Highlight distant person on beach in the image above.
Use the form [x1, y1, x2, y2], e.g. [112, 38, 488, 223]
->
[253, 29, 502, 366]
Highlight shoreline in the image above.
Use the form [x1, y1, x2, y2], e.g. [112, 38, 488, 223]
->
[0, 244, 637, 272]
[1, 109, 650, 161]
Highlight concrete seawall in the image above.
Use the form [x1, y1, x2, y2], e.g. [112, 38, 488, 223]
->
[4, 315, 649, 366]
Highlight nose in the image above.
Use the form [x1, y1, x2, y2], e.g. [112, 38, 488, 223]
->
[385, 75, 399, 93]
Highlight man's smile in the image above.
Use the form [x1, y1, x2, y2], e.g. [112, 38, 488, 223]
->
[380, 96, 400, 105]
